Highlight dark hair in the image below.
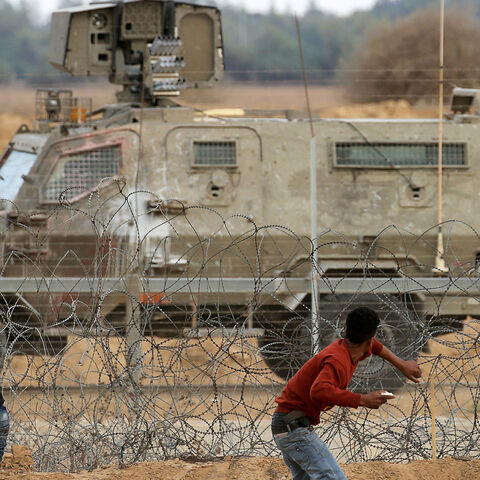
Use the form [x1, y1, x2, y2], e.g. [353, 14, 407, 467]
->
[344, 307, 380, 344]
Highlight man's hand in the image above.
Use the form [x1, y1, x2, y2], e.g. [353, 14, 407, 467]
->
[359, 390, 392, 409]
[377, 346, 423, 383]
[399, 360, 422, 383]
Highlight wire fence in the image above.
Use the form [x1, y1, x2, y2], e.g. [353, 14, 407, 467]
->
[1, 188, 480, 471]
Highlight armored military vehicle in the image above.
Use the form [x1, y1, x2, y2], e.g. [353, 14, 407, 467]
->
[1, 0, 478, 390]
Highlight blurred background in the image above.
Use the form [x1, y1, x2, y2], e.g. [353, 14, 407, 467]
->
[2, 0, 480, 148]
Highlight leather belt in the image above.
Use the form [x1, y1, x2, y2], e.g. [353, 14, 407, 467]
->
[271, 415, 313, 434]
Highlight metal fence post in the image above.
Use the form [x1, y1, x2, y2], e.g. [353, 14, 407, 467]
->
[125, 273, 143, 383]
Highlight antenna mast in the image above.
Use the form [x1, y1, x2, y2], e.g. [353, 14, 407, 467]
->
[435, 0, 448, 273]
[295, 14, 319, 355]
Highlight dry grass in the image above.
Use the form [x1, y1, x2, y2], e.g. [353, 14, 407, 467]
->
[180, 83, 346, 111]
[0, 81, 340, 120]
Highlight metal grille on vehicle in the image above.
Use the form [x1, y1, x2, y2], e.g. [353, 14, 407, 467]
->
[44, 146, 121, 201]
[193, 141, 236, 166]
[335, 142, 466, 167]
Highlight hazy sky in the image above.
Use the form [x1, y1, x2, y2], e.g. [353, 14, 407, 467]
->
[11, 0, 378, 21]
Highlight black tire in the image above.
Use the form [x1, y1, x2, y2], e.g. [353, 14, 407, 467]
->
[256, 304, 312, 380]
[318, 293, 424, 393]
[257, 293, 424, 392]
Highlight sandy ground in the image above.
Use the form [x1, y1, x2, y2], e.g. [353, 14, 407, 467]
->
[6, 335, 282, 388]
[0, 446, 480, 480]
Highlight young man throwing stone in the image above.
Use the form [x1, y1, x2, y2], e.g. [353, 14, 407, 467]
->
[272, 306, 422, 480]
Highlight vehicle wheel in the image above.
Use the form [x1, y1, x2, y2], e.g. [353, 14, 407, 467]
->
[257, 293, 424, 392]
[256, 304, 312, 380]
[318, 293, 424, 393]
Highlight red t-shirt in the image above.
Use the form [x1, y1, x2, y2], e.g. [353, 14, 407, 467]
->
[275, 338, 383, 425]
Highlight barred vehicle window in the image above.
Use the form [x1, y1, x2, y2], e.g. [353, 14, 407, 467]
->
[193, 141, 236, 166]
[44, 146, 121, 201]
[335, 143, 466, 167]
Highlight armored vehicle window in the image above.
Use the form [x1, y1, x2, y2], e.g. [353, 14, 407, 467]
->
[0, 150, 37, 202]
[193, 141, 236, 167]
[44, 146, 121, 201]
[335, 143, 466, 167]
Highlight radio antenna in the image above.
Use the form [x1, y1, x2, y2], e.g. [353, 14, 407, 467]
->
[295, 14, 319, 355]
[434, 0, 448, 274]
[296, 15, 315, 138]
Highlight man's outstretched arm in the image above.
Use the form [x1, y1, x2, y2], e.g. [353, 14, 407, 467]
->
[377, 345, 422, 383]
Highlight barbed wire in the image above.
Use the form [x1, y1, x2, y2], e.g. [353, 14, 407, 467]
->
[1, 188, 480, 471]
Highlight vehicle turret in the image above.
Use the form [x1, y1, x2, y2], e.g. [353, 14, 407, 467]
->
[49, 0, 224, 104]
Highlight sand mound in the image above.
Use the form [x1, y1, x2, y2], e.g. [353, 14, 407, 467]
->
[0, 445, 34, 475]
[344, 457, 480, 479]
[7, 334, 282, 388]
[0, 455, 479, 479]
[419, 318, 480, 382]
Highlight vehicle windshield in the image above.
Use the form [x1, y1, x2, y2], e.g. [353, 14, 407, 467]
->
[0, 150, 37, 202]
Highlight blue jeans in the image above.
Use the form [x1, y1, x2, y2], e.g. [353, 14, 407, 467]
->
[273, 427, 347, 480]
[0, 406, 9, 463]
